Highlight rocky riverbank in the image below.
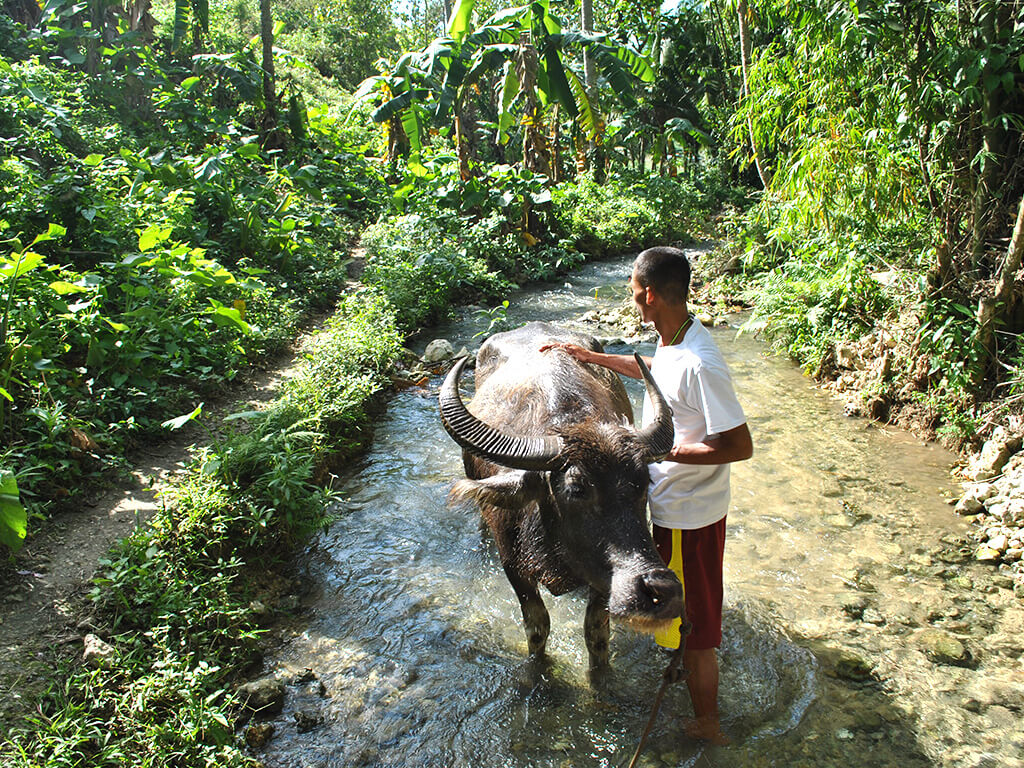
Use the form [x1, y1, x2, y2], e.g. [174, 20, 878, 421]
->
[950, 427, 1024, 598]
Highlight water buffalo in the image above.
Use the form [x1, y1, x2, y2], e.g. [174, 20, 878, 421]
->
[439, 322, 683, 669]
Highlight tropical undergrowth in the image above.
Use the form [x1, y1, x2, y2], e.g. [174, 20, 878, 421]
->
[0, 47, 385, 545]
[2, 288, 402, 768]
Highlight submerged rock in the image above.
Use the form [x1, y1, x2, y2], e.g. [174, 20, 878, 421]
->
[918, 629, 970, 666]
[294, 708, 324, 733]
[244, 722, 275, 748]
[238, 676, 286, 717]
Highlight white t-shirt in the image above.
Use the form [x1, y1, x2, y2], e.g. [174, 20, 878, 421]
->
[641, 320, 747, 530]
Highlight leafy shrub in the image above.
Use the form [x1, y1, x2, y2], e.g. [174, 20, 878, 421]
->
[738, 236, 892, 372]
[282, 288, 403, 459]
[359, 213, 509, 329]
[551, 172, 706, 255]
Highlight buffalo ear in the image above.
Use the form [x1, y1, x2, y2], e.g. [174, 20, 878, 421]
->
[449, 470, 545, 509]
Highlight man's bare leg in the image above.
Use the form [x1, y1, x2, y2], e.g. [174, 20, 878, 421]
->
[682, 647, 730, 745]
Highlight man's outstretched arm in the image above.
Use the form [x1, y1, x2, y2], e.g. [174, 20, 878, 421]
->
[539, 342, 650, 379]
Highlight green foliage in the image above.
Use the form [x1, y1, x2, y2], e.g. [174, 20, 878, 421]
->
[0, 40, 386, 528]
[552, 172, 706, 255]
[0, 469, 27, 553]
[359, 212, 510, 329]
[4, 280, 406, 765]
[738, 235, 893, 373]
[281, 289, 403, 458]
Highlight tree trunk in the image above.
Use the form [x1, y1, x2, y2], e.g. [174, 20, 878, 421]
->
[736, 0, 770, 189]
[85, 0, 104, 74]
[968, 1, 1002, 272]
[977, 191, 1024, 379]
[260, 0, 278, 134]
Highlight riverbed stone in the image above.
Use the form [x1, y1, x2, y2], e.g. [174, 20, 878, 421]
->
[238, 676, 286, 717]
[244, 722, 275, 748]
[976, 546, 1002, 562]
[422, 339, 455, 362]
[294, 708, 323, 733]
[833, 651, 873, 681]
[918, 629, 970, 666]
[861, 607, 886, 625]
[987, 534, 1009, 553]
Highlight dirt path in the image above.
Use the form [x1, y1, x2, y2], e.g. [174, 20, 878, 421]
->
[0, 346, 306, 727]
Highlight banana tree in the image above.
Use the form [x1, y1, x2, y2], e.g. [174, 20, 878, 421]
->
[350, 52, 435, 173]
[354, 0, 655, 178]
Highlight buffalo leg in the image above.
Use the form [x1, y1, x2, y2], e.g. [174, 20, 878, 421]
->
[503, 565, 550, 655]
[585, 587, 610, 669]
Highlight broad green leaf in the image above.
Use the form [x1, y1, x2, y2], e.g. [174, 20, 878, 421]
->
[181, 76, 201, 92]
[28, 223, 66, 246]
[82, 153, 104, 166]
[565, 67, 599, 141]
[209, 301, 252, 333]
[138, 225, 171, 252]
[236, 142, 261, 158]
[162, 402, 204, 430]
[541, 47, 576, 117]
[1, 251, 45, 279]
[0, 472, 27, 553]
[0, 386, 12, 402]
[48, 280, 89, 295]
[447, 0, 477, 42]
[496, 61, 520, 144]
[104, 318, 130, 332]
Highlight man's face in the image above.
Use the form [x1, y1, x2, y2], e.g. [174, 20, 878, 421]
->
[629, 270, 652, 324]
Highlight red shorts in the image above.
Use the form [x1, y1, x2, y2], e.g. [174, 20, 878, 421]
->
[652, 518, 726, 651]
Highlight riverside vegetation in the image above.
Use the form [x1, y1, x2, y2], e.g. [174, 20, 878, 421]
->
[3, 0, 1024, 764]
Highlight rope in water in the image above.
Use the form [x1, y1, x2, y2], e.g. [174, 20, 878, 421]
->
[623, 617, 692, 768]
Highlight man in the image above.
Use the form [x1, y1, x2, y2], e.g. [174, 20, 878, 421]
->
[541, 246, 752, 744]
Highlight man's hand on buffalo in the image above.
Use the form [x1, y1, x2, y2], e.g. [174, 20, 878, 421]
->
[539, 341, 593, 363]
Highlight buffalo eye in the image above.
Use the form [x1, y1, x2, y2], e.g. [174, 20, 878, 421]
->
[563, 469, 588, 498]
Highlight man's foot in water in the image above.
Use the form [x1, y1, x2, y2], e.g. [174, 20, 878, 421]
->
[683, 715, 732, 745]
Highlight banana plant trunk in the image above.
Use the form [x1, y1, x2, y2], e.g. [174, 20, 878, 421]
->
[454, 114, 471, 181]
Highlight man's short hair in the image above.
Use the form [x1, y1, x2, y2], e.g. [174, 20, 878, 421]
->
[634, 247, 691, 305]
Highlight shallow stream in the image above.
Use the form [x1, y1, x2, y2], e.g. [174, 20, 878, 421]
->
[259, 256, 1024, 768]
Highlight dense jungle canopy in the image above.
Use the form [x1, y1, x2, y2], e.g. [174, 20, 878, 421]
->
[3, 0, 1024, 547]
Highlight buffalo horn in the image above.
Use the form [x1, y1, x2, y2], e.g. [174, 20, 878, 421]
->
[439, 356, 565, 471]
[634, 352, 675, 461]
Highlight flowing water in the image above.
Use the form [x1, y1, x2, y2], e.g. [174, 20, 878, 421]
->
[258, 256, 1024, 768]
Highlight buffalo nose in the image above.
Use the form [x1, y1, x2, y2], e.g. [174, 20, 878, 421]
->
[640, 570, 683, 614]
